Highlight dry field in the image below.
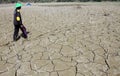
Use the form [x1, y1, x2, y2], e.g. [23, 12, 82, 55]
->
[0, 2, 120, 76]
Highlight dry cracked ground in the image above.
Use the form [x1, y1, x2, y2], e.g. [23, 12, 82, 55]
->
[0, 2, 120, 76]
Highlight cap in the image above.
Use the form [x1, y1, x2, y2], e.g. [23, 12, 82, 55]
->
[15, 3, 22, 8]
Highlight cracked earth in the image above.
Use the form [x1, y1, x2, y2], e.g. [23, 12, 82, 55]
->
[0, 2, 120, 76]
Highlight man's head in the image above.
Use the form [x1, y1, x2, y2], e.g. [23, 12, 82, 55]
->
[15, 3, 22, 9]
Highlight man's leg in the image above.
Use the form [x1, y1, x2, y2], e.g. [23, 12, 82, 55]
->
[20, 25, 27, 38]
[13, 25, 20, 41]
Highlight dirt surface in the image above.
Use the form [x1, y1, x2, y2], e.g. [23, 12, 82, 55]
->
[0, 2, 120, 76]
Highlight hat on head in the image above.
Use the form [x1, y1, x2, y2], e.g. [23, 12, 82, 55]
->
[15, 3, 22, 8]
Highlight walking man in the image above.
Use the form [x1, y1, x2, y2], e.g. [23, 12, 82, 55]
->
[13, 2, 27, 41]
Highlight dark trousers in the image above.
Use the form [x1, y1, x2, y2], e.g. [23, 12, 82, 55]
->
[13, 25, 21, 41]
[13, 25, 27, 41]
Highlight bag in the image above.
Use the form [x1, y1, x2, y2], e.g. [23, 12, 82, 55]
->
[20, 25, 27, 38]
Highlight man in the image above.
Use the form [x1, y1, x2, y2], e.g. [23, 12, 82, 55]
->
[13, 2, 27, 41]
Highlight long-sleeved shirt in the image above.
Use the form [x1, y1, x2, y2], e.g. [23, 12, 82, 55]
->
[14, 9, 22, 25]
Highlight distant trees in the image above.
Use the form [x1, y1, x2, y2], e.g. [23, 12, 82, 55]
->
[0, 0, 120, 3]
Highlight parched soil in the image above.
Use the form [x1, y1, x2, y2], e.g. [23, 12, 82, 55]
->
[0, 2, 120, 76]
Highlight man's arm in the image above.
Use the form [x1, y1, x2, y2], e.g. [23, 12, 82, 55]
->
[16, 10, 22, 25]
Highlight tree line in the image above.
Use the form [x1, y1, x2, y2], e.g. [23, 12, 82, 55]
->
[0, 0, 120, 3]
